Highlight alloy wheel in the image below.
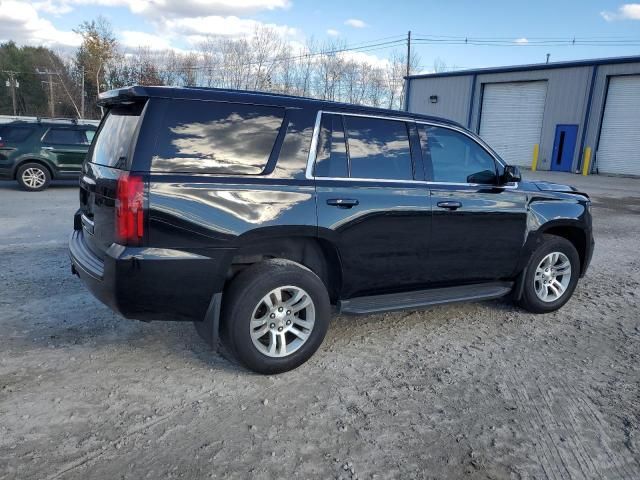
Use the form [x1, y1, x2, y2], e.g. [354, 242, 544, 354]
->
[533, 251, 572, 302]
[250, 285, 315, 358]
[22, 167, 46, 189]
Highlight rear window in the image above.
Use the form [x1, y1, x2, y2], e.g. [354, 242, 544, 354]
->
[91, 105, 142, 168]
[0, 125, 33, 143]
[151, 100, 285, 175]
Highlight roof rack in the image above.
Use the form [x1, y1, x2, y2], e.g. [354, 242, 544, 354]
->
[0, 115, 99, 126]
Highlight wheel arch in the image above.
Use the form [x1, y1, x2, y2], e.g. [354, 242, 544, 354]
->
[227, 234, 343, 304]
[539, 222, 588, 275]
[14, 157, 55, 180]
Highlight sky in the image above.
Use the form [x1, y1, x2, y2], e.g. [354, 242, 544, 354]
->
[1, 0, 640, 72]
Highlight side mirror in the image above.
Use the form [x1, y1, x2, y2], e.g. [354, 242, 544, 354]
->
[502, 165, 521, 184]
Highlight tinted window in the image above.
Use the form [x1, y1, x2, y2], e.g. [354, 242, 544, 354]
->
[314, 114, 348, 178]
[344, 116, 413, 180]
[91, 106, 142, 168]
[0, 126, 33, 142]
[152, 100, 284, 174]
[421, 126, 497, 184]
[43, 128, 85, 145]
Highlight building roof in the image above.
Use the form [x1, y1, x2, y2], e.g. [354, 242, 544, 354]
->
[406, 54, 640, 80]
[98, 85, 462, 127]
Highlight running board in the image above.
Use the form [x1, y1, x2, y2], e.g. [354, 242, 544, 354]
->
[338, 282, 513, 316]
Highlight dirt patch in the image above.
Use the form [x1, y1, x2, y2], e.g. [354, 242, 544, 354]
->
[1, 182, 639, 479]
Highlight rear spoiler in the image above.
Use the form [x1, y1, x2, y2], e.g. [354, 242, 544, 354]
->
[97, 86, 149, 107]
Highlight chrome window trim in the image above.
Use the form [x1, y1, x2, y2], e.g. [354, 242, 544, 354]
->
[305, 109, 517, 189]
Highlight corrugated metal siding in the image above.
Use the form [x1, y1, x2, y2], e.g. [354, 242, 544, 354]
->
[583, 62, 640, 173]
[479, 82, 548, 166]
[596, 75, 640, 175]
[470, 67, 592, 171]
[407, 75, 473, 126]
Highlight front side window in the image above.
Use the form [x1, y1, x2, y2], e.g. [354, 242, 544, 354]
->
[152, 100, 285, 175]
[84, 129, 96, 143]
[344, 116, 413, 181]
[420, 125, 497, 184]
[42, 128, 85, 145]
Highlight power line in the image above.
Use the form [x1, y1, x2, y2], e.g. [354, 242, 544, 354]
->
[412, 35, 640, 47]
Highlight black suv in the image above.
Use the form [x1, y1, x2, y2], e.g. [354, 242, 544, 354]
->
[69, 86, 594, 374]
[0, 118, 98, 191]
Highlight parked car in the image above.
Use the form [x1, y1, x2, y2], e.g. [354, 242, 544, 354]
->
[0, 118, 98, 191]
[69, 86, 594, 374]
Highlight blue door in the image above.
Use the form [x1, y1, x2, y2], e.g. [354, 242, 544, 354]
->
[551, 124, 578, 172]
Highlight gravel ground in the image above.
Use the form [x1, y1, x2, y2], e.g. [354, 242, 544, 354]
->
[0, 172, 639, 479]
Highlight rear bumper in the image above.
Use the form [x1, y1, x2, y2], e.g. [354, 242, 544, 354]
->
[69, 229, 231, 321]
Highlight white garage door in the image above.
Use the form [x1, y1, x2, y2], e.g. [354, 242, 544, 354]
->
[479, 81, 547, 166]
[597, 75, 640, 175]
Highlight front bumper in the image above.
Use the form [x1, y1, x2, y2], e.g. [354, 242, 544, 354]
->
[69, 229, 231, 321]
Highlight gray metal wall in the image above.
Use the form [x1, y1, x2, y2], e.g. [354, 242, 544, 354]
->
[406, 64, 640, 172]
[407, 75, 474, 126]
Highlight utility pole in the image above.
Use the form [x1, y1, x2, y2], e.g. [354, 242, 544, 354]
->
[48, 71, 55, 117]
[5, 72, 18, 116]
[546, 53, 551, 64]
[406, 30, 412, 78]
[36, 68, 57, 117]
[80, 67, 85, 119]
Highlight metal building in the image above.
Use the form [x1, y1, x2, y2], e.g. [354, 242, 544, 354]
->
[404, 55, 640, 176]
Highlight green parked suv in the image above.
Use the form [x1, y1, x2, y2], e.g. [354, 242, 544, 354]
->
[0, 118, 98, 191]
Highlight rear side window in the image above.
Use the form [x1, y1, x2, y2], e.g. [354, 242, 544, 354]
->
[314, 114, 348, 178]
[343, 116, 413, 180]
[43, 128, 86, 145]
[91, 105, 143, 168]
[420, 125, 497, 184]
[152, 100, 285, 175]
[0, 126, 34, 142]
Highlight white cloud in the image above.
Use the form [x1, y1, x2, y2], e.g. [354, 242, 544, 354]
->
[120, 30, 175, 50]
[339, 50, 389, 69]
[32, 0, 73, 15]
[514, 37, 529, 44]
[344, 18, 367, 28]
[601, 3, 640, 21]
[0, 1, 81, 47]
[326, 28, 339, 37]
[31, 0, 291, 19]
[164, 15, 296, 41]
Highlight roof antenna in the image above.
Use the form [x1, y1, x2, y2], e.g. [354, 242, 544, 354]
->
[546, 53, 550, 64]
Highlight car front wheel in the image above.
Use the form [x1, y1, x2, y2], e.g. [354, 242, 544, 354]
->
[518, 234, 580, 313]
[221, 259, 330, 374]
[17, 163, 51, 191]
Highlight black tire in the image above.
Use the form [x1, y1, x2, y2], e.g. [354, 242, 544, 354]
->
[221, 259, 330, 374]
[518, 234, 580, 314]
[16, 162, 51, 191]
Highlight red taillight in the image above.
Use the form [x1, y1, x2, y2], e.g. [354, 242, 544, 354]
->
[116, 173, 145, 245]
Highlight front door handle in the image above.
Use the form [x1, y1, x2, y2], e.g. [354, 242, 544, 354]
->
[437, 201, 462, 210]
[327, 198, 359, 209]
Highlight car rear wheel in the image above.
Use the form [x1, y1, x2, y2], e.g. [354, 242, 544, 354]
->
[221, 259, 330, 374]
[518, 234, 580, 313]
[17, 163, 51, 191]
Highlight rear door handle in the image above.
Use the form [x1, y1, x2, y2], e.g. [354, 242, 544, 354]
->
[327, 198, 359, 209]
[437, 201, 462, 210]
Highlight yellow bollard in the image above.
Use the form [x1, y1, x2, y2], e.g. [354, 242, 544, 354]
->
[582, 147, 592, 176]
[531, 144, 540, 171]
